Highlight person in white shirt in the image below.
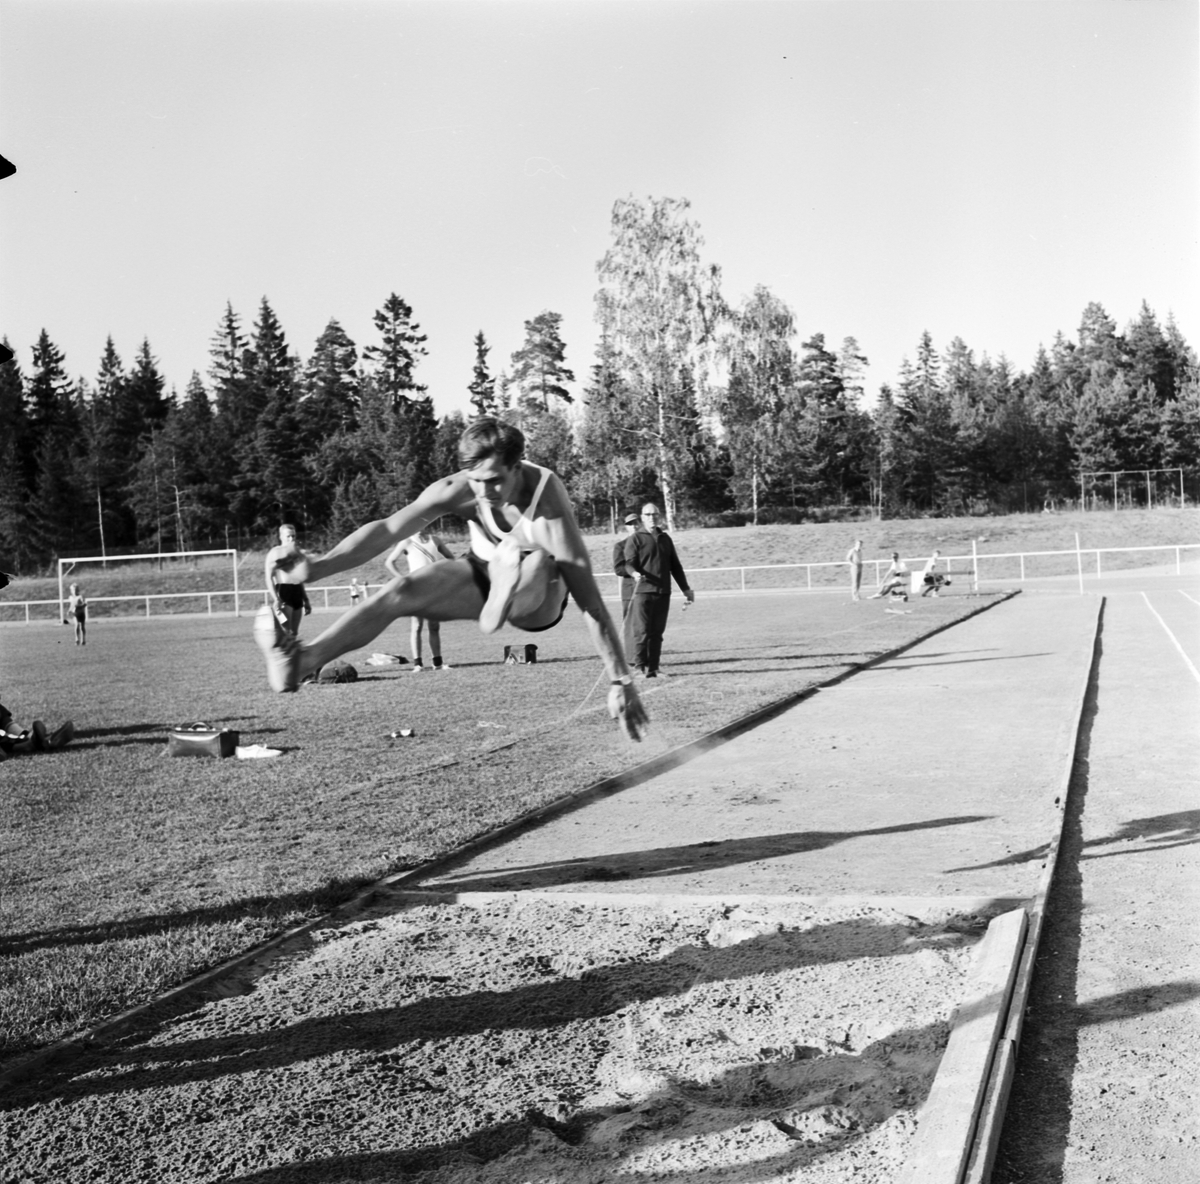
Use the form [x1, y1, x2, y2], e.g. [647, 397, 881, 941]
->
[385, 529, 456, 671]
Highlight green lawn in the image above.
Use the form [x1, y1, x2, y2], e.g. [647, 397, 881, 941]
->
[1, 586, 1006, 1061]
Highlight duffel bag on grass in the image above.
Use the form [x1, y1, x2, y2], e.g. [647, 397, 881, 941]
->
[168, 723, 239, 758]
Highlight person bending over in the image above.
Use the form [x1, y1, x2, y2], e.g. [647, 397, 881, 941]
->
[384, 528, 457, 672]
[264, 523, 312, 636]
[869, 552, 909, 599]
[256, 418, 648, 740]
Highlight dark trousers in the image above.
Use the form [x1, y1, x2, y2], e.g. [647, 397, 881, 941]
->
[629, 593, 671, 673]
[620, 582, 635, 663]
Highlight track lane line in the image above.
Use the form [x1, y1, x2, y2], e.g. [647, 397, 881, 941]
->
[1143, 591, 1200, 685]
[1180, 589, 1200, 607]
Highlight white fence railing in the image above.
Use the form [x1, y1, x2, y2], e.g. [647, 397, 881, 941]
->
[2, 543, 1197, 623]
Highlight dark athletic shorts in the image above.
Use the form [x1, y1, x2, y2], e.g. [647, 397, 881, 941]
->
[276, 583, 307, 610]
[73, 607, 87, 622]
[466, 551, 568, 633]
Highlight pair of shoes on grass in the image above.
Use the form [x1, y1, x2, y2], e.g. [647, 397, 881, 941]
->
[411, 662, 452, 673]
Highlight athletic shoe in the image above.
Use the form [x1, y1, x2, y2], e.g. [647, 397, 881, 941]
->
[434, 662, 452, 671]
[479, 544, 522, 634]
[411, 663, 425, 673]
[254, 604, 301, 693]
[48, 721, 75, 750]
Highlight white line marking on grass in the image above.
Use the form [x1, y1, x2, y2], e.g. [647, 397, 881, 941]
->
[1180, 590, 1200, 607]
[1143, 592, 1200, 686]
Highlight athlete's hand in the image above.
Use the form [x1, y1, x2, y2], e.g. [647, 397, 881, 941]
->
[608, 681, 649, 742]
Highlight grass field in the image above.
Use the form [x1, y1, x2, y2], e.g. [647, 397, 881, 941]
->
[2, 508, 1195, 621]
[0, 584, 1011, 1063]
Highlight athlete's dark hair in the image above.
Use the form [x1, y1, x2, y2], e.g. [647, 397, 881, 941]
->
[458, 418, 526, 468]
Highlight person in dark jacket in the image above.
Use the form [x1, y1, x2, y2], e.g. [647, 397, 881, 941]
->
[623, 503, 694, 677]
[612, 513, 640, 662]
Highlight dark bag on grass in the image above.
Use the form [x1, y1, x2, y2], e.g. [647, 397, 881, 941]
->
[168, 723, 238, 759]
[503, 644, 538, 665]
[316, 661, 358, 684]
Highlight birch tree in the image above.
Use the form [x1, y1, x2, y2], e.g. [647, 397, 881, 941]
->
[594, 196, 724, 530]
[715, 285, 796, 523]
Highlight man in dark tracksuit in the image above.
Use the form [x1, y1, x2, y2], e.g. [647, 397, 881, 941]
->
[612, 513, 640, 663]
[623, 503, 694, 677]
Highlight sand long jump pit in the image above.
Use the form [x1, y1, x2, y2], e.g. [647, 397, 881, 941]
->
[7, 890, 1023, 1183]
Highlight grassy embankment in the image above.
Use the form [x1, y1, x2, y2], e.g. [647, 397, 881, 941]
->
[2, 508, 1195, 621]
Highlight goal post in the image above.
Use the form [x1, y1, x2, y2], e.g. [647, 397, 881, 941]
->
[57, 549, 240, 622]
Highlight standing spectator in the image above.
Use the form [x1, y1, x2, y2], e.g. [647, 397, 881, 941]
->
[385, 528, 456, 671]
[623, 503, 694, 678]
[265, 524, 312, 636]
[67, 583, 88, 645]
[846, 539, 864, 601]
[349, 577, 362, 607]
[613, 513, 640, 662]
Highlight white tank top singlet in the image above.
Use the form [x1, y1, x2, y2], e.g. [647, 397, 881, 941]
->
[405, 537, 442, 573]
[467, 463, 552, 562]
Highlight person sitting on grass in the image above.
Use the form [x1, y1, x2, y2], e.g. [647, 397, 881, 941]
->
[0, 700, 74, 760]
[384, 527, 457, 672]
[256, 418, 648, 741]
[869, 552, 909, 599]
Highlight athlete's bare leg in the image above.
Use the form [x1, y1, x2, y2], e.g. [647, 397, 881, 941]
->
[505, 548, 568, 630]
[257, 551, 568, 691]
[481, 538, 567, 633]
[410, 616, 425, 666]
[303, 562, 484, 675]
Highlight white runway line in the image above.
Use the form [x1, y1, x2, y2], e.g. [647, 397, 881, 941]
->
[1142, 591, 1200, 685]
[1180, 589, 1200, 607]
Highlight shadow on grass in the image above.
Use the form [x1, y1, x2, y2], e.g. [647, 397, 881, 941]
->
[0, 880, 375, 962]
[428, 815, 994, 893]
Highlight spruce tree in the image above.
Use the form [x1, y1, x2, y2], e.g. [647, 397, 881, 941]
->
[301, 318, 360, 439]
[467, 331, 496, 418]
[364, 293, 428, 409]
[208, 302, 250, 436]
[0, 343, 31, 569]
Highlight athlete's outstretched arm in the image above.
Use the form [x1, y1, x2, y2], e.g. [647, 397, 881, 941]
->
[300, 478, 467, 584]
[537, 477, 648, 741]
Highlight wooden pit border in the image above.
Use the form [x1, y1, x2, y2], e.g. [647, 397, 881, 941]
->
[899, 594, 1104, 1184]
[0, 590, 1021, 1094]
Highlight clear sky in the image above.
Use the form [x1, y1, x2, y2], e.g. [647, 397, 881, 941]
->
[2, 0, 1197, 418]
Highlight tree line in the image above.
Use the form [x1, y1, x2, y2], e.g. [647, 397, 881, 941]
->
[2, 195, 1197, 572]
